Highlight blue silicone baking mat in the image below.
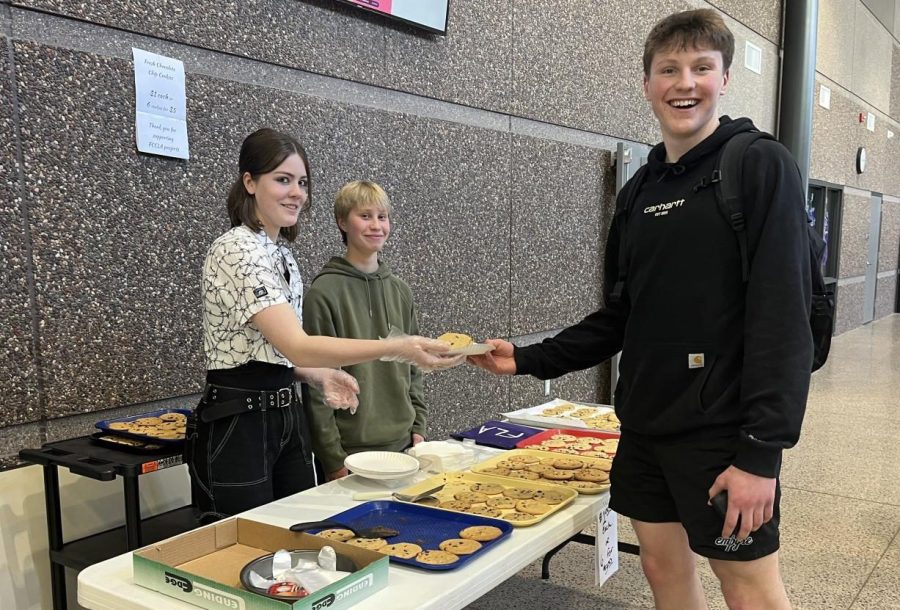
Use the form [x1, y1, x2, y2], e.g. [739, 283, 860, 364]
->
[313, 501, 512, 571]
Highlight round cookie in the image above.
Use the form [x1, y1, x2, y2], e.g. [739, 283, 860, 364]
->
[502, 487, 535, 499]
[531, 489, 568, 505]
[507, 455, 540, 464]
[454, 491, 490, 504]
[575, 468, 610, 483]
[440, 500, 472, 511]
[565, 480, 607, 491]
[481, 467, 511, 476]
[551, 457, 585, 470]
[496, 460, 527, 470]
[459, 526, 503, 542]
[540, 439, 568, 448]
[134, 417, 163, 426]
[515, 499, 552, 515]
[439, 538, 482, 555]
[504, 511, 535, 522]
[108, 422, 131, 431]
[507, 469, 541, 480]
[465, 506, 504, 518]
[345, 537, 387, 550]
[550, 434, 577, 442]
[381, 543, 423, 559]
[416, 550, 460, 565]
[541, 468, 575, 481]
[485, 496, 516, 509]
[469, 483, 504, 495]
[590, 458, 613, 472]
[159, 413, 185, 422]
[437, 332, 473, 350]
[317, 529, 355, 542]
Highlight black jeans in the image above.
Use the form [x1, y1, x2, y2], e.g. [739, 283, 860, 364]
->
[186, 393, 315, 523]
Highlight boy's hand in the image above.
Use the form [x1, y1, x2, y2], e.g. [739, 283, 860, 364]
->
[468, 339, 516, 375]
[412, 433, 425, 445]
[327, 467, 349, 481]
[708, 465, 776, 541]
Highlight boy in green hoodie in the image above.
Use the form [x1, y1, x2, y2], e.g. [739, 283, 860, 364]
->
[303, 181, 427, 480]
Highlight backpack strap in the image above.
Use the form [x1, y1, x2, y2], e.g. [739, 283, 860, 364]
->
[610, 163, 649, 303]
[713, 131, 773, 282]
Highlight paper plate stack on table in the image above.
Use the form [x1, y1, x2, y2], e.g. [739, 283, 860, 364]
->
[437, 332, 496, 356]
[344, 451, 421, 480]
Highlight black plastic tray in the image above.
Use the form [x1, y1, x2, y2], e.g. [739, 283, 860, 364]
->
[90, 432, 168, 454]
[94, 408, 191, 445]
[311, 501, 512, 571]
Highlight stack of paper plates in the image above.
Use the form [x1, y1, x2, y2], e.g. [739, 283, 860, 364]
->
[344, 451, 420, 480]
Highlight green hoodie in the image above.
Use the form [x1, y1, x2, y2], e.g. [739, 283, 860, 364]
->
[302, 256, 426, 473]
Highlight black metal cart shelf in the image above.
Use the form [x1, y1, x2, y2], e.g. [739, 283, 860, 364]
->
[20, 435, 197, 610]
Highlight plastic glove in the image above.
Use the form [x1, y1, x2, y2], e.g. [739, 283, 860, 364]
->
[379, 327, 466, 372]
[307, 369, 360, 414]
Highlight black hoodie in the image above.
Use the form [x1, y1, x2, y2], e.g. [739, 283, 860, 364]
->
[515, 117, 813, 478]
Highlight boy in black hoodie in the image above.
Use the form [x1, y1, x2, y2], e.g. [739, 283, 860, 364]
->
[471, 9, 811, 609]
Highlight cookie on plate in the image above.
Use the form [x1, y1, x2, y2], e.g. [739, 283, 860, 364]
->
[459, 526, 503, 541]
[382, 543, 423, 559]
[502, 487, 535, 499]
[317, 529, 355, 542]
[437, 332, 473, 350]
[345, 537, 387, 550]
[439, 538, 482, 555]
[531, 489, 568, 504]
[416, 550, 460, 565]
[469, 483, 504, 495]
[515, 499, 552, 515]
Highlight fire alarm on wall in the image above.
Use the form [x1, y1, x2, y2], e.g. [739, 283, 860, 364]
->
[856, 146, 867, 174]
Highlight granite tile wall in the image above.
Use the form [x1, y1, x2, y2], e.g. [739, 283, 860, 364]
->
[835, 281, 867, 335]
[707, 0, 781, 42]
[509, 137, 610, 335]
[0, 37, 40, 427]
[875, 274, 898, 318]
[879, 200, 900, 274]
[838, 192, 873, 280]
[811, 81, 900, 198]
[817, 0, 857, 88]
[851, 1, 894, 113]
[892, 43, 900, 123]
[9, 0, 779, 148]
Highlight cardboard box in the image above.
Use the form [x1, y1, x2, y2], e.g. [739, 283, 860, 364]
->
[133, 518, 389, 610]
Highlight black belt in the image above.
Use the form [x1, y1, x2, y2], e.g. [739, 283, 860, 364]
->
[199, 383, 295, 423]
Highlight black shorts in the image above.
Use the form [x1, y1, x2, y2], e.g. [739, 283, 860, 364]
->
[608, 429, 780, 561]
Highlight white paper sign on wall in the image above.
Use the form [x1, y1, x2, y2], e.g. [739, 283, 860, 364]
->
[819, 84, 831, 110]
[132, 48, 189, 159]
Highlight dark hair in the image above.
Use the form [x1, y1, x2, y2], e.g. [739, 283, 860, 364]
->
[226, 128, 311, 242]
[643, 9, 734, 75]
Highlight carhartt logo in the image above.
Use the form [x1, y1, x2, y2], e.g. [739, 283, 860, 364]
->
[715, 535, 753, 553]
[253, 286, 268, 298]
[643, 198, 685, 216]
[688, 353, 705, 369]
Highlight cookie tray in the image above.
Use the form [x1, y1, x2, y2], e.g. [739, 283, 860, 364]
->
[310, 501, 512, 571]
[94, 408, 191, 445]
[394, 471, 578, 527]
[90, 432, 168, 454]
[516, 428, 620, 455]
[502, 398, 620, 432]
[470, 448, 611, 494]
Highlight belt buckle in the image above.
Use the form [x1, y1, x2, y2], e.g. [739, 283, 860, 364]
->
[277, 387, 292, 408]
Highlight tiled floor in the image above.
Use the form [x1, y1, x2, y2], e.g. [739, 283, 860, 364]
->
[467, 314, 900, 610]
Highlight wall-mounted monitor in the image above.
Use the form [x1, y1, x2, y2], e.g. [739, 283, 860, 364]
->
[334, 0, 450, 35]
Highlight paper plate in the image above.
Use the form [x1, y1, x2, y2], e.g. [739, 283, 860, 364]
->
[446, 342, 496, 356]
[345, 451, 420, 480]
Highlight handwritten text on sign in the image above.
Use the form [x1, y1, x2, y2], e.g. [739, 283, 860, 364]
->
[595, 507, 619, 586]
[132, 48, 189, 159]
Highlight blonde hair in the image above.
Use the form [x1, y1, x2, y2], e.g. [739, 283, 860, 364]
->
[334, 181, 392, 244]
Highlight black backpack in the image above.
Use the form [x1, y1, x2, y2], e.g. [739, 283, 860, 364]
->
[611, 131, 835, 372]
